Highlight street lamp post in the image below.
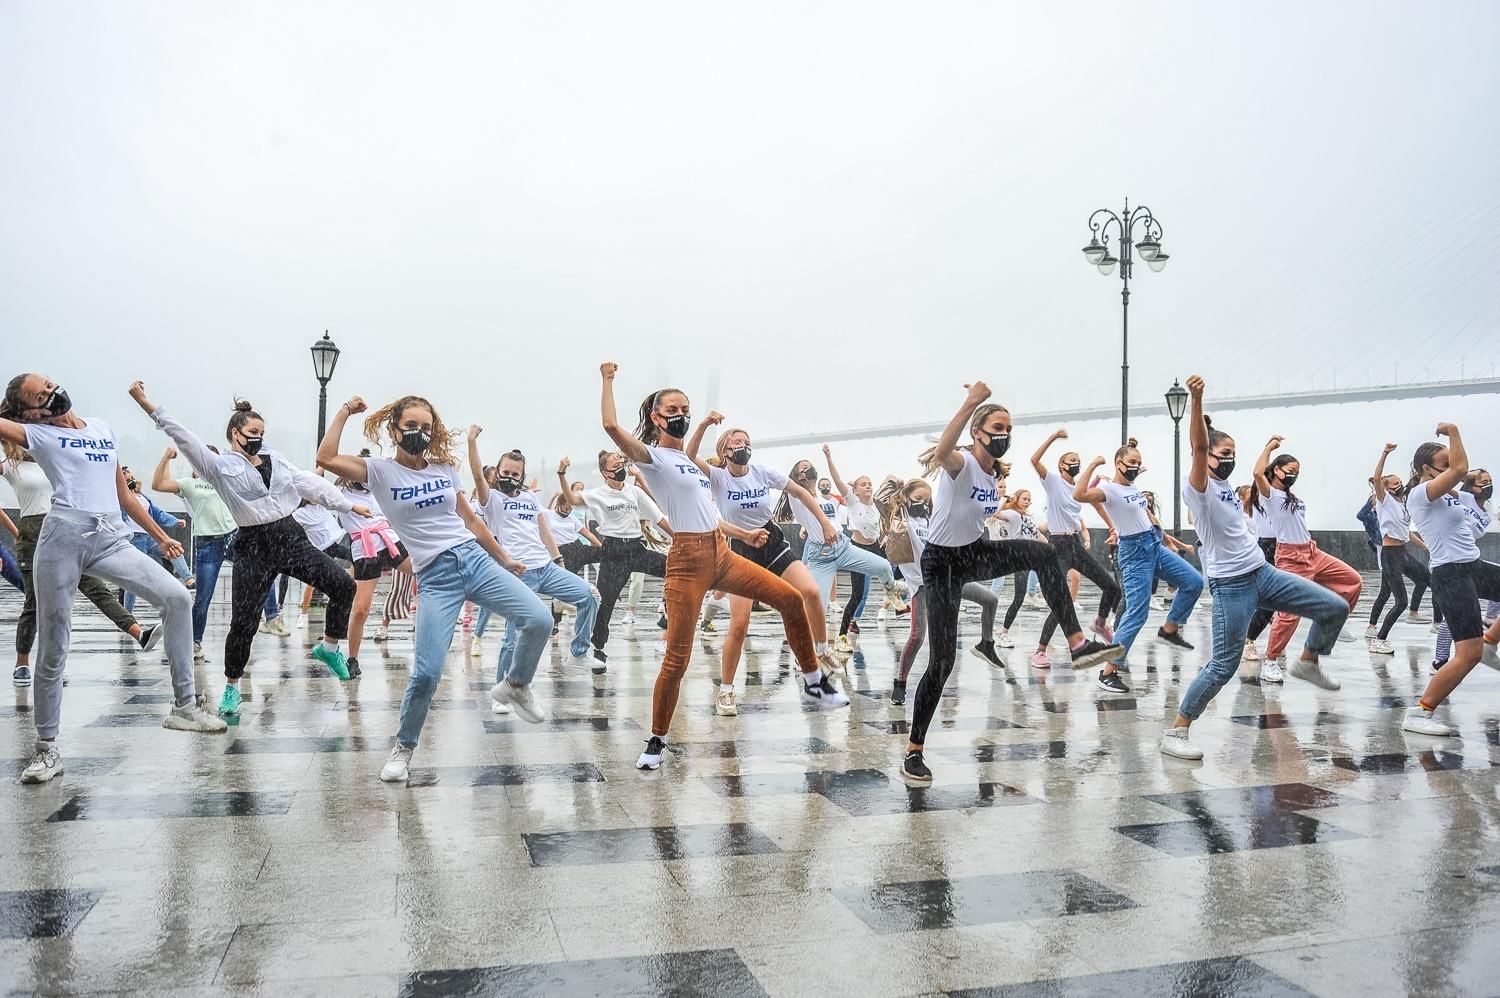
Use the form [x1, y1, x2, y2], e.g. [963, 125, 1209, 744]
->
[1081, 198, 1170, 444]
[1165, 379, 1189, 537]
[310, 331, 342, 447]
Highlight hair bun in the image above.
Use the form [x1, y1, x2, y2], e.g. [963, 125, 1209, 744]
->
[1202, 415, 1213, 428]
[232, 399, 254, 413]
[1127, 437, 1139, 448]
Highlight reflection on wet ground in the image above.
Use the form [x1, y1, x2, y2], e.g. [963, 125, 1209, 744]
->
[2, 573, 1498, 995]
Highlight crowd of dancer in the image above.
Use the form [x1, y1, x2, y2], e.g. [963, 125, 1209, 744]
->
[1, 367, 1495, 786]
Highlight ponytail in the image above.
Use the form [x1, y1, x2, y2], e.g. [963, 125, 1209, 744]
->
[1407, 442, 1443, 496]
[633, 389, 686, 446]
[1267, 453, 1300, 510]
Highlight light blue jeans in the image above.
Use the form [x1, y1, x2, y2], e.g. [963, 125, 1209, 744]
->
[802, 533, 892, 603]
[1114, 530, 1203, 663]
[397, 540, 551, 747]
[497, 562, 598, 682]
[123, 533, 192, 613]
[1178, 562, 1349, 720]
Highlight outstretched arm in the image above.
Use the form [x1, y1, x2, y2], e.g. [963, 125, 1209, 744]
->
[315, 397, 370, 484]
[1186, 376, 1209, 493]
[685, 411, 722, 477]
[1031, 428, 1066, 478]
[151, 448, 182, 495]
[822, 444, 850, 499]
[129, 381, 220, 482]
[0, 417, 26, 449]
[466, 426, 491, 507]
[1253, 435, 1284, 498]
[1372, 443, 1396, 502]
[600, 363, 652, 464]
[556, 457, 586, 508]
[934, 382, 992, 478]
[787, 480, 838, 545]
[1073, 458, 1107, 503]
[1424, 424, 1468, 501]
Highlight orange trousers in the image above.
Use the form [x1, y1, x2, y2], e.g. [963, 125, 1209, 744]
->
[1266, 541, 1362, 659]
[652, 530, 817, 735]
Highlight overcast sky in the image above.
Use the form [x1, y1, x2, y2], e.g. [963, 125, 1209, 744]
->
[3, 2, 1497, 527]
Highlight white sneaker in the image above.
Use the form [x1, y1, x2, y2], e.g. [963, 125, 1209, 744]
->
[636, 736, 666, 771]
[491, 680, 546, 723]
[1364, 625, 1378, 639]
[162, 695, 229, 733]
[491, 700, 512, 715]
[1159, 728, 1204, 760]
[801, 672, 850, 708]
[293, 616, 307, 631]
[1261, 658, 1284, 684]
[1242, 640, 1261, 663]
[565, 653, 593, 671]
[1368, 638, 1395, 655]
[835, 634, 855, 654]
[372, 624, 390, 642]
[1335, 630, 1356, 643]
[19, 742, 62, 784]
[623, 612, 636, 626]
[1406, 612, 1431, 624]
[469, 636, 483, 657]
[996, 630, 1015, 649]
[1401, 706, 1455, 737]
[381, 745, 413, 782]
[1288, 657, 1340, 690]
[193, 643, 205, 662]
[1152, 596, 1170, 612]
[818, 650, 846, 676]
[715, 689, 738, 716]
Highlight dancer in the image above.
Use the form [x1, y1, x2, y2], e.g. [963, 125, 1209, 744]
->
[991, 488, 1042, 649]
[1160, 376, 1351, 759]
[599, 363, 844, 772]
[826, 449, 886, 651]
[1073, 440, 1202, 693]
[1400, 428, 1500, 735]
[118, 467, 193, 615]
[1365, 444, 1432, 655]
[4, 443, 150, 686]
[902, 383, 1122, 785]
[335, 474, 410, 677]
[317, 395, 552, 782]
[558, 453, 671, 672]
[684, 416, 839, 716]
[1427, 468, 1498, 673]
[1255, 436, 1363, 672]
[2, 374, 226, 782]
[1029, 428, 1122, 667]
[467, 429, 599, 680]
[128, 384, 363, 716]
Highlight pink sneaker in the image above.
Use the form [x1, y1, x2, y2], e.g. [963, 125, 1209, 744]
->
[1030, 650, 1051, 670]
[1091, 617, 1115, 643]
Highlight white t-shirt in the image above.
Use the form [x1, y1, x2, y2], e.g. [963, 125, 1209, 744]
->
[22, 417, 121, 515]
[844, 491, 880, 541]
[1041, 472, 1083, 533]
[1264, 488, 1311, 544]
[635, 446, 719, 534]
[792, 489, 841, 544]
[582, 483, 661, 539]
[1, 458, 52, 518]
[548, 509, 580, 546]
[1457, 491, 1492, 539]
[1406, 482, 1480, 568]
[710, 464, 787, 531]
[1249, 503, 1276, 540]
[993, 508, 1040, 541]
[927, 450, 1000, 548]
[294, 504, 345, 551]
[364, 458, 475, 573]
[337, 487, 402, 560]
[481, 490, 552, 570]
[900, 516, 932, 590]
[1182, 474, 1266, 580]
[1375, 493, 1411, 543]
[1097, 480, 1154, 538]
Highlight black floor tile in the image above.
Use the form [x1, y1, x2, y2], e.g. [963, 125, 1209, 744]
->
[46, 790, 297, 822]
[1115, 810, 1360, 857]
[1095, 698, 1139, 712]
[400, 947, 767, 998]
[1230, 711, 1348, 729]
[1331, 750, 1480, 774]
[524, 822, 781, 866]
[123, 693, 176, 704]
[405, 763, 605, 788]
[837, 781, 1035, 817]
[834, 870, 1134, 934]
[663, 737, 836, 759]
[968, 741, 1072, 763]
[706, 768, 890, 798]
[950, 955, 1312, 996]
[865, 718, 1023, 735]
[224, 736, 385, 754]
[483, 717, 639, 734]
[0, 888, 103, 939]
[1143, 783, 1344, 819]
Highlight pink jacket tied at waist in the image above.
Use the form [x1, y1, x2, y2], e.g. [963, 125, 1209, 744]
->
[351, 522, 401, 561]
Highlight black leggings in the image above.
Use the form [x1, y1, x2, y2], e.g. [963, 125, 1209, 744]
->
[1246, 538, 1279, 641]
[1038, 533, 1120, 644]
[1002, 569, 1028, 630]
[590, 535, 668, 651]
[1369, 543, 1432, 638]
[227, 515, 355, 679]
[911, 538, 1077, 746]
[838, 538, 886, 636]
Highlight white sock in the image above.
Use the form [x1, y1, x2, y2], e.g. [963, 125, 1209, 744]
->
[802, 669, 822, 688]
[720, 683, 734, 695]
[321, 638, 338, 653]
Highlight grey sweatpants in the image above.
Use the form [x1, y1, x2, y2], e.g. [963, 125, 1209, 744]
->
[33, 507, 196, 740]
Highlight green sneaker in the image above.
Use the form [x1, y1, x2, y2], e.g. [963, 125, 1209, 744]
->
[218, 685, 242, 716]
[311, 644, 350, 680]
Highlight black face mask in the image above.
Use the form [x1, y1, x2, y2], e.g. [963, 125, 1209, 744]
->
[981, 432, 1011, 459]
[1120, 466, 1142, 483]
[398, 428, 432, 456]
[661, 413, 690, 439]
[1063, 462, 1081, 478]
[819, 486, 831, 496]
[1472, 484, 1494, 504]
[1212, 457, 1236, 481]
[240, 434, 264, 456]
[1278, 473, 1298, 490]
[728, 447, 752, 466]
[908, 502, 931, 518]
[43, 386, 72, 417]
[608, 467, 628, 483]
[496, 476, 522, 495]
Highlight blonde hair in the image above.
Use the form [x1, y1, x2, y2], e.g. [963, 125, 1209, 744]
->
[1002, 488, 1031, 512]
[879, 478, 931, 535]
[714, 428, 751, 463]
[917, 403, 1010, 477]
[362, 395, 458, 466]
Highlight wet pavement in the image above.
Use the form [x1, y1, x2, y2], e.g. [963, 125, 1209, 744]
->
[2, 574, 1498, 996]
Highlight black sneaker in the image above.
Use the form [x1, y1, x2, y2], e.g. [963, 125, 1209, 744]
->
[1070, 639, 1124, 670]
[901, 749, 932, 786]
[591, 648, 608, 675]
[1157, 628, 1194, 650]
[346, 656, 362, 679]
[137, 624, 163, 652]
[636, 735, 667, 771]
[890, 679, 906, 705]
[969, 640, 1005, 668]
[1096, 670, 1131, 694]
[657, 614, 668, 630]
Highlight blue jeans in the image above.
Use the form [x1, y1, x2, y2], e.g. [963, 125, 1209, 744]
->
[0, 542, 21, 590]
[1178, 563, 1350, 720]
[123, 533, 192, 613]
[497, 562, 598, 682]
[1114, 530, 1203, 663]
[802, 534, 892, 602]
[188, 533, 280, 642]
[397, 540, 551, 748]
